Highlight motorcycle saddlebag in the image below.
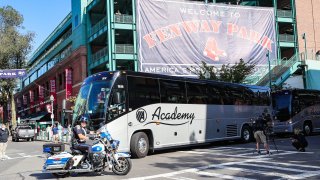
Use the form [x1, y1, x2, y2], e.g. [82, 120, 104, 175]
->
[43, 143, 65, 154]
[44, 152, 73, 170]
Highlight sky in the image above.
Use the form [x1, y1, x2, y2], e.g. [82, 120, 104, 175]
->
[0, 0, 71, 58]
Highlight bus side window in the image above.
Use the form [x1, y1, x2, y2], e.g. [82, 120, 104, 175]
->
[186, 82, 207, 104]
[206, 84, 223, 105]
[127, 76, 160, 110]
[160, 80, 187, 104]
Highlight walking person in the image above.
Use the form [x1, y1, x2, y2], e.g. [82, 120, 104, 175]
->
[52, 125, 59, 143]
[252, 115, 270, 155]
[0, 124, 9, 160]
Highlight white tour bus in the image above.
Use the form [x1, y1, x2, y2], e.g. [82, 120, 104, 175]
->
[72, 71, 272, 158]
[272, 89, 320, 135]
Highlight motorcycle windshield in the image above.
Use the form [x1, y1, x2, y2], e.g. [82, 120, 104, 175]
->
[72, 81, 112, 130]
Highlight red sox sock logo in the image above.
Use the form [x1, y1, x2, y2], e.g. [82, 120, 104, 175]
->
[203, 37, 227, 61]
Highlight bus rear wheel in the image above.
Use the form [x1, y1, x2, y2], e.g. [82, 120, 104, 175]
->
[241, 125, 252, 143]
[130, 132, 149, 158]
[303, 122, 312, 136]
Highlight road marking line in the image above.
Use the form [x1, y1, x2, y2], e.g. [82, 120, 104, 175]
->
[126, 158, 272, 180]
[3, 155, 12, 159]
[240, 163, 311, 173]
[193, 171, 255, 180]
[178, 151, 259, 159]
[213, 164, 295, 179]
[262, 161, 320, 169]
[18, 153, 32, 158]
[165, 176, 196, 180]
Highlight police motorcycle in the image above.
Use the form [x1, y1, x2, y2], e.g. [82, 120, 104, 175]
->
[42, 126, 132, 178]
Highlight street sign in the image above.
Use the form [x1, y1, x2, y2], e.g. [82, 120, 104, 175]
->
[0, 69, 27, 78]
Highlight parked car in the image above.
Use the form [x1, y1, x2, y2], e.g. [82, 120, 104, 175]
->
[12, 125, 35, 142]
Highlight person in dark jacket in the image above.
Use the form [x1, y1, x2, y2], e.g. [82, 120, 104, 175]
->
[291, 128, 308, 152]
[0, 123, 9, 160]
[252, 115, 270, 155]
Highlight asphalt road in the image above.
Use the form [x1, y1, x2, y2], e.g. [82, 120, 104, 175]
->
[0, 135, 319, 180]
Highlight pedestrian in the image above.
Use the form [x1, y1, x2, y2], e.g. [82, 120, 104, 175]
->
[291, 128, 308, 152]
[46, 125, 51, 141]
[52, 125, 59, 143]
[0, 124, 9, 160]
[58, 123, 63, 142]
[252, 115, 270, 155]
[37, 126, 40, 136]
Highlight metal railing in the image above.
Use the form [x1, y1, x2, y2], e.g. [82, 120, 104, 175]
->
[91, 46, 108, 62]
[89, 16, 108, 36]
[279, 34, 295, 42]
[115, 44, 134, 54]
[114, 14, 133, 24]
[256, 53, 300, 86]
[277, 10, 293, 18]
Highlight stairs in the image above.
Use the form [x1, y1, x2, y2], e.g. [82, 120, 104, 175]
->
[255, 53, 301, 87]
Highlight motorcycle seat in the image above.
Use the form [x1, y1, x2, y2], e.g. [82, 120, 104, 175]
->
[70, 147, 83, 155]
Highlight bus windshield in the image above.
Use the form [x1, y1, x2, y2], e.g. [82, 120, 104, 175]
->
[72, 81, 112, 130]
[272, 92, 292, 122]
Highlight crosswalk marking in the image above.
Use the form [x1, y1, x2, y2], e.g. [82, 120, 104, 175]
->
[165, 176, 196, 180]
[262, 161, 320, 169]
[128, 146, 320, 180]
[0, 153, 43, 161]
[193, 171, 255, 180]
[240, 162, 312, 173]
[212, 163, 297, 180]
[126, 158, 272, 180]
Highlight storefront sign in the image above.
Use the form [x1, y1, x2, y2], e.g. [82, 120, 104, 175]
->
[0, 69, 27, 78]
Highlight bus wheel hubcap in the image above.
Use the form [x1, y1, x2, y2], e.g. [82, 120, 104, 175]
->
[244, 130, 250, 140]
[305, 125, 310, 134]
[138, 138, 147, 153]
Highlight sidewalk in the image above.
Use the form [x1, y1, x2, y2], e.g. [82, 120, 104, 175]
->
[36, 133, 71, 144]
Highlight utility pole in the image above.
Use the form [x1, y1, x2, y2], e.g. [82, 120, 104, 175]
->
[50, 95, 54, 125]
[302, 33, 307, 60]
[267, 51, 272, 89]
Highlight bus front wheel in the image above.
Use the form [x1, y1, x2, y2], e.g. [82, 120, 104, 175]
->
[241, 125, 252, 143]
[130, 132, 149, 158]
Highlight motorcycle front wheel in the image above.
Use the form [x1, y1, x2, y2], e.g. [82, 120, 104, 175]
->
[112, 157, 132, 175]
[52, 172, 70, 178]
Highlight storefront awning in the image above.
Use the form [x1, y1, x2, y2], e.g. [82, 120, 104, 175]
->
[29, 114, 46, 121]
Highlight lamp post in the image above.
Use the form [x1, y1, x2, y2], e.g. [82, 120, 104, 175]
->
[267, 50, 272, 89]
[302, 33, 307, 60]
[50, 95, 54, 126]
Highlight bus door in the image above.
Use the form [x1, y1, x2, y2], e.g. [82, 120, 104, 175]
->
[106, 77, 129, 151]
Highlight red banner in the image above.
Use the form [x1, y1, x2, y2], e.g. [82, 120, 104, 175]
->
[65, 68, 72, 100]
[50, 79, 56, 104]
[16, 98, 21, 108]
[23, 94, 27, 105]
[29, 90, 34, 113]
[39, 85, 44, 109]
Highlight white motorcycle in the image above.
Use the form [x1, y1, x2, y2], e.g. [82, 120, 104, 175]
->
[42, 127, 132, 178]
